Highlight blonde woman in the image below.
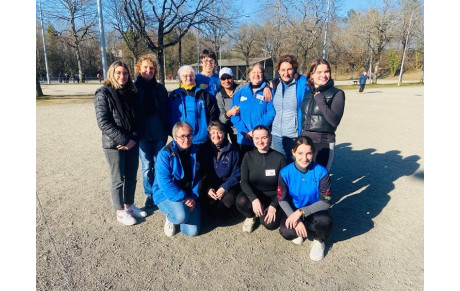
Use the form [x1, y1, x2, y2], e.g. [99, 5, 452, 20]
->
[94, 61, 146, 226]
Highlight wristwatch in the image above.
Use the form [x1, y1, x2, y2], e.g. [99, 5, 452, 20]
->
[298, 208, 305, 217]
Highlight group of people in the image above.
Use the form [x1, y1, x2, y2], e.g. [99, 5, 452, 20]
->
[94, 49, 345, 261]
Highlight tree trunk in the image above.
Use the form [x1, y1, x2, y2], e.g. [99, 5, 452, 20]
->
[373, 60, 380, 84]
[350, 64, 355, 79]
[178, 39, 182, 68]
[36, 77, 44, 97]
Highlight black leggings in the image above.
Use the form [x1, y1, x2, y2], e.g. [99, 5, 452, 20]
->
[200, 185, 240, 215]
[314, 142, 335, 171]
[235, 191, 281, 230]
[279, 210, 333, 242]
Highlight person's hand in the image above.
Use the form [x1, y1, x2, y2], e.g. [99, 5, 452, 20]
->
[263, 86, 272, 102]
[285, 210, 302, 229]
[208, 188, 218, 200]
[251, 199, 264, 217]
[184, 198, 196, 212]
[226, 106, 240, 117]
[116, 139, 137, 150]
[263, 205, 276, 224]
[294, 221, 307, 238]
[215, 187, 226, 200]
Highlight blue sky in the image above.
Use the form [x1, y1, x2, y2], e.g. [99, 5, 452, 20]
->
[240, 0, 371, 18]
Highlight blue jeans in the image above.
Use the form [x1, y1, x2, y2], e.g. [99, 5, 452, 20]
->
[157, 199, 201, 236]
[272, 135, 296, 164]
[139, 138, 167, 199]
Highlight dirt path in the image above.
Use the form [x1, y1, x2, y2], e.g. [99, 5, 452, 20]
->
[36, 86, 424, 290]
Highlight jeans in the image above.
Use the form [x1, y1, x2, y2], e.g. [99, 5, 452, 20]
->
[139, 138, 167, 199]
[272, 135, 296, 164]
[104, 146, 139, 210]
[157, 199, 201, 236]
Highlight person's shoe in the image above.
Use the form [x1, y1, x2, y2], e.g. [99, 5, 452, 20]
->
[292, 236, 304, 245]
[310, 240, 326, 261]
[144, 196, 155, 209]
[117, 210, 137, 226]
[126, 204, 147, 218]
[242, 217, 257, 233]
[164, 217, 176, 237]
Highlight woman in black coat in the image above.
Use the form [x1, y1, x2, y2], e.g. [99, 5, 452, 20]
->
[94, 60, 146, 226]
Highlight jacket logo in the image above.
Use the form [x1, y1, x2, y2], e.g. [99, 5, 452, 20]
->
[240, 96, 248, 102]
[277, 186, 281, 195]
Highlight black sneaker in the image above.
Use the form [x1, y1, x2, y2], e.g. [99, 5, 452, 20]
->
[144, 196, 155, 209]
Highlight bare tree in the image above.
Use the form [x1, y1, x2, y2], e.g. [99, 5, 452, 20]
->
[120, 0, 226, 84]
[232, 23, 262, 68]
[47, 0, 97, 83]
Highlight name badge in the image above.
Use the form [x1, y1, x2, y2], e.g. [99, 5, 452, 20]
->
[265, 169, 276, 176]
[256, 94, 264, 100]
[240, 96, 248, 102]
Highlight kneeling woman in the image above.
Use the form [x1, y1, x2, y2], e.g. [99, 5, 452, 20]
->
[277, 136, 333, 261]
[236, 125, 287, 233]
[152, 121, 201, 237]
[199, 121, 241, 217]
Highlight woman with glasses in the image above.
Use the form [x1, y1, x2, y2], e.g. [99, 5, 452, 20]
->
[94, 60, 146, 226]
[235, 125, 287, 233]
[198, 121, 241, 218]
[230, 63, 275, 155]
[168, 65, 219, 147]
[152, 121, 201, 237]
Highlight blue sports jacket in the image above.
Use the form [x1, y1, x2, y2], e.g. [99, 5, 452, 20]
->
[230, 82, 275, 145]
[152, 141, 200, 204]
[168, 86, 218, 144]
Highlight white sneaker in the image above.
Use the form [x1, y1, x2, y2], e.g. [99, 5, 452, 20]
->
[117, 210, 137, 226]
[310, 240, 326, 261]
[126, 204, 147, 218]
[242, 217, 257, 233]
[164, 217, 176, 237]
[292, 236, 304, 245]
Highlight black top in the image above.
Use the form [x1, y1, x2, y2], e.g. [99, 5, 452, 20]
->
[240, 148, 287, 208]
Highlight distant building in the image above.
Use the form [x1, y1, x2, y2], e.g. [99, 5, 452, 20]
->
[191, 57, 274, 81]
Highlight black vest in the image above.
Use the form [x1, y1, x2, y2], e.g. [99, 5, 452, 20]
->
[301, 86, 340, 134]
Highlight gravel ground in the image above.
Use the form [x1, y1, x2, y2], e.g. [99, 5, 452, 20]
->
[36, 85, 424, 290]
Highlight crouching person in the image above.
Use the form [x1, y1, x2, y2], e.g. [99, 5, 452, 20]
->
[152, 121, 201, 237]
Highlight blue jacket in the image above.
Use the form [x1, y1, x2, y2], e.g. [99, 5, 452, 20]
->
[359, 74, 369, 84]
[230, 82, 275, 145]
[198, 140, 241, 192]
[272, 74, 309, 136]
[278, 162, 329, 209]
[152, 141, 201, 204]
[195, 73, 220, 104]
[168, 86, 219, 144]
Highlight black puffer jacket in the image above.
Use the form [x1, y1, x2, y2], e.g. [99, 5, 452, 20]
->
[94, 84, 140, 149]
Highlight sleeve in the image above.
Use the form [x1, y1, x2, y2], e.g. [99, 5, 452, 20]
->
[313, 90, 345, 128]
[216, 92, 230, 124]
[239, 153, 258, 202]
[277, 173, 295, 216]
[94, 89, 130, 146]
[154, 151, 187, 202]
[205, 92, 220, 123]
[300, 172, 331, 217]
[220, 150, 241, 192]
[258, 88, 276, 127]
[230, 89, 250, 135]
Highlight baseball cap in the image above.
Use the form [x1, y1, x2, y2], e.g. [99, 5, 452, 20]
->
[219, 67, 234, 79]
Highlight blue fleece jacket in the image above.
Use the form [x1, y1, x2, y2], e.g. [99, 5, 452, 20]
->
[230, 82, 275, 145]
[152, 141, 200, 204]
[195, 73, 220, 104]
[168, 86, 218, 144]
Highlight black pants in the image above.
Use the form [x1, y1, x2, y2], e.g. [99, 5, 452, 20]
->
[279, 210, 333, 242]
[235, 191, 281, 230]
[314, 142, 334, 171]
[359, 83, 366, 92]
[200, 184, 240, 216]
[103, 146, 139, 210]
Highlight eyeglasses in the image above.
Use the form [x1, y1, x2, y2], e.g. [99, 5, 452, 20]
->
[203, 59, 215, 65]
[175, 134, 193, 141]
[220, 76, 233, 81]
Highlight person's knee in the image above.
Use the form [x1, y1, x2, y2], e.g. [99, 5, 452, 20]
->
[168, 207, 189, 225]
[182, 225, 200, 237]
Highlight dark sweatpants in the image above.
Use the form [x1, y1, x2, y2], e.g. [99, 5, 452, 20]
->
[279, 210, 333, 242]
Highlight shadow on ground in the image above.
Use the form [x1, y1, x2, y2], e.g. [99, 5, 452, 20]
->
[328, 142, 422, 244]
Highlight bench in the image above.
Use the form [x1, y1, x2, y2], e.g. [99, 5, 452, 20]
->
[353, 80, 358, 85]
